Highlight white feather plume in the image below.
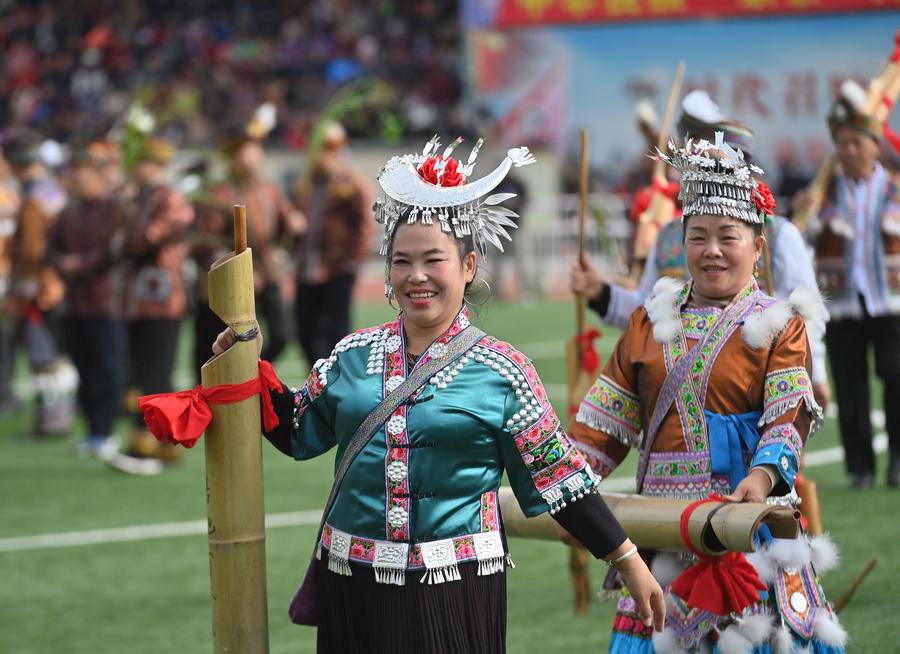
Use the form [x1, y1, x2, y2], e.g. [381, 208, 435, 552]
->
[735, 613, 774, 645]
[746, 549, 778, 585]
[717, 624, 754, 654]
[814, 611, 848, 646]
[652, 627, 688, 654]
[766, 538, 812, 571]
[772, 622, 797, 654]
[808, 533, 840, 573]
[651, 552, 688, 588]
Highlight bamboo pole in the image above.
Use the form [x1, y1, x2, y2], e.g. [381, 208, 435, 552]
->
[500, 488, 800, 556]
[200, 204, 269, 653]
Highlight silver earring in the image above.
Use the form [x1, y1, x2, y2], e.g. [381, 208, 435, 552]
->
[386, 287, 400, 311]
[464, 278, 491, 306]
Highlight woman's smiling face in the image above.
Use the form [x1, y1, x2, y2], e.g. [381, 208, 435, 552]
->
[684, 214, 763, 302]
[388, 220, 476, 335]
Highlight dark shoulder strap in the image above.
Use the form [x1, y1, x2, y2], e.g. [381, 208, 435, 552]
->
[314, 325, 486, 544]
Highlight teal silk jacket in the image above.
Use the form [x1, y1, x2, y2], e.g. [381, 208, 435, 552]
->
[283, 307, 597, 583]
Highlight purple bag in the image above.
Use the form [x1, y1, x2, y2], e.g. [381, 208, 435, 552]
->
[288, 557, 320, 626]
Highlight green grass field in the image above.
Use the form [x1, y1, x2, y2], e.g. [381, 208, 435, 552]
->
[1, 299, 897, 653]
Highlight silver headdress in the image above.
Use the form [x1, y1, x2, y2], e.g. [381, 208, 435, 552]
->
[374, 136, 536, 257]
[654, 131, 775, 224]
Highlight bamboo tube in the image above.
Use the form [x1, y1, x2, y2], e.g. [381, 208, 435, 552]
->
[500, 488, 800, 556]
[200, 206, 269, 653]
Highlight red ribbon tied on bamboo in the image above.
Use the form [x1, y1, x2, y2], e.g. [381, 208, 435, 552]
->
[669, 494, 767, 616]
[575, 328, 601, 376]
[138, 360, 282, 448]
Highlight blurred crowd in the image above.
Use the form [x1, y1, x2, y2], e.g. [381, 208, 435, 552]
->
[0, 116, 373, 475]
[1, 0, 464, 147]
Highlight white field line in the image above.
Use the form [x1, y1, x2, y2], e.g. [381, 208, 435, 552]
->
[0, 430, 887, 554]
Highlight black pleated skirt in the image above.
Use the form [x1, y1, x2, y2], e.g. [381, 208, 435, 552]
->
[314, 556, 507, 653]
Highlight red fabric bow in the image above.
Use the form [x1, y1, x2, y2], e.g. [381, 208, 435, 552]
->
[138, 360, 282, 448]
[669, 494, 767, 616]
[575, 328, 601, 375]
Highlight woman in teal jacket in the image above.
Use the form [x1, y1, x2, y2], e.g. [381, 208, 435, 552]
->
[216, 139, 663, 653]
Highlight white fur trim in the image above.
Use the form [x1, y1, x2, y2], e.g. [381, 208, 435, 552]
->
[651, 552, 688, 588]
[746, 549, 778, 585]
[827, 219, 854, 240]
[743, 301, 794, 349]
[645, 277, 685, 343]
[717, 624, 754, 654]
[652, 627, 689, 654]
[772, 623, 797, 654]
[808, 533, 840, 574]
[766, 538, 813, 571]
[735, 613, 774, 645]
[814, 611, 848, 647]
[882, 218, 900, 237]
[743, 287, 824, 350]
[787, 287, 824, 327]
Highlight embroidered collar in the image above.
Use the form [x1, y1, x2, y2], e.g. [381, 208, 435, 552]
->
[396, 305, 471, 366]
[645, 277, 759, 343]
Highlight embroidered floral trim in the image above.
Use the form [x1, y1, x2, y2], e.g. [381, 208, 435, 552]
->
[320, 522, 508, 580]
[640, 451, 731, 500]
[758, 423, 803, 466]
[760, 367, 824, 436]
[463, 336, 598, 514]
[576, 375, 642, 447]
[668, 282, 760, 454]
[680, 308, 720, 339]
[574, 440, 618, 479]
[381, 306, 473, 540]
[480, 491, 499, 532]
[383, 317, 410, 541]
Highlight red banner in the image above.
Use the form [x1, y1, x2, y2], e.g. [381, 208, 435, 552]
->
[495, 0, 899, 27]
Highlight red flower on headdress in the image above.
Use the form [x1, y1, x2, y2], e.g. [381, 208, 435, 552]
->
[752, 181, 776, 215]
[417, 156, 465, 187]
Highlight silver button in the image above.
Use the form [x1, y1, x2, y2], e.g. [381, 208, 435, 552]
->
[387, 460, 408, 482]
[388, 505, 408, 528]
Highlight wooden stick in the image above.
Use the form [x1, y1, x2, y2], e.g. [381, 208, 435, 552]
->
[652, 60, 686, 181]
[233, 204, 247, 255]
[201, 209, 268, 653]
[834, 556, 879, 614]
[633, 61, 685, 278]
[576, 129, 589, 342]
[761, 237, 775, 296]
